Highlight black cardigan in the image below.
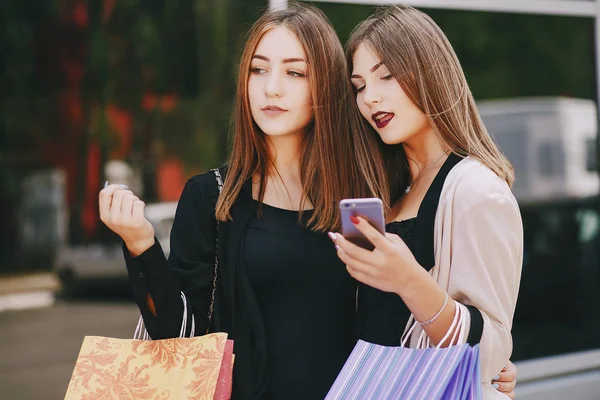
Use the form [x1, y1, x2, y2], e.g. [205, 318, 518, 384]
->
[124, 168, 269, 400]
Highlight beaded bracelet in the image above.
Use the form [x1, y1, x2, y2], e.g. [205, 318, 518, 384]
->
[418, 292, 449, 326]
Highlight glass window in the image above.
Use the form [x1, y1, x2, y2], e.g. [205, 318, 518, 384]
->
[537, 142, 561, 177]
[514, 197, 600, 360]
[586, 137, 597, 172]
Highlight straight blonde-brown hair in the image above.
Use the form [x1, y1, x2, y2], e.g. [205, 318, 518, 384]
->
[346, 5, 514, 201]
[216, 2, 389, 230]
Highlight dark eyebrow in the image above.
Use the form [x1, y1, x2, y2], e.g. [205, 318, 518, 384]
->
[371, 61, 384, 72]
[350, 61, 385, 79]
[252, 55, 306, 64]
[283, 57, 306, 64]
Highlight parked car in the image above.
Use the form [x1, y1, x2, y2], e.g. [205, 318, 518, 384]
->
[54, 201, 177, 295]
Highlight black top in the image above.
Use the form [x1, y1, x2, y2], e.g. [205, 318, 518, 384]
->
[357, 218, 416, 346]
[356, 153, 485, 347]
[122, 168, 356, 400]
[245, 203, 355, 400]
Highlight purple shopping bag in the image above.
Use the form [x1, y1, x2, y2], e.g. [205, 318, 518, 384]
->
[441, 343, 481, 399]
[325, 340, 481, 400]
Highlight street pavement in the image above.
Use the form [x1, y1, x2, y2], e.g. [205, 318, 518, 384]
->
[0, 299, 138, 400]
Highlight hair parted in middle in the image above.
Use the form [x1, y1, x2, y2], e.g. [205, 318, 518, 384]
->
[346, 5, 514, 202]
[216, 2, 389, 230]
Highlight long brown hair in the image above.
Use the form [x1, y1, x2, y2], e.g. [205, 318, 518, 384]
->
[215, 2, 389, 230]
[346, 5, 514, 201]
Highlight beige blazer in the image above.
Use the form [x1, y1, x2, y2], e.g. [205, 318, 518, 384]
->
[407, 156, 523, 399]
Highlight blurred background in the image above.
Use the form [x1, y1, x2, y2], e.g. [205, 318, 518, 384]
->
[0, 0, 598, 399]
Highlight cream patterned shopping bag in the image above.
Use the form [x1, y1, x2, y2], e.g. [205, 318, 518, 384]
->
[64, 333, 234, 400]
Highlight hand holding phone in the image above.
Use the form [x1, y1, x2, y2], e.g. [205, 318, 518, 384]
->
[339, 198, 385, 250]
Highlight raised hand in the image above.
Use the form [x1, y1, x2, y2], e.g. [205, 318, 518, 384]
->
[99, 184, 155, 256]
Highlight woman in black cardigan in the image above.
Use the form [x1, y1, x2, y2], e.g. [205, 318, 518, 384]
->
[98, 4, 386, 400]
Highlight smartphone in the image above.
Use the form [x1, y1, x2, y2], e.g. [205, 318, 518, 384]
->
[339, 198, 386, 250]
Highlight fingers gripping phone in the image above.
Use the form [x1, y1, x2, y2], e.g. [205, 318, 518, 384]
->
[339, 198, 386, 251]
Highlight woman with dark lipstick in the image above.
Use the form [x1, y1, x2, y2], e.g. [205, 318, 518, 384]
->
[331, 5, 523, 399]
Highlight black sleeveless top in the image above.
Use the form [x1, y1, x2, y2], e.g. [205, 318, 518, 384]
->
[357, 218, 417, 345]
[244, 202, 356, 400]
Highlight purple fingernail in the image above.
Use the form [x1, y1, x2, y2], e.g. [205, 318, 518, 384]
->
[328, 232, 337, 241]
[104, 181, 108, 188]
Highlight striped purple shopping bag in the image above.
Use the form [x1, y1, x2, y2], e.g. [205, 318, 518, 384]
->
[325, 341, 480, 400]
[444, 342, 481, 399]
[326, 303, 481, 400]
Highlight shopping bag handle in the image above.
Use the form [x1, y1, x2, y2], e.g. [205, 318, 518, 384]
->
[134, 291, 193, 340]
[401, 299, 466, 349]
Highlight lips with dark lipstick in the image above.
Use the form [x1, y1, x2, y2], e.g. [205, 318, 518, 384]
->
[371, 111, 394, 129]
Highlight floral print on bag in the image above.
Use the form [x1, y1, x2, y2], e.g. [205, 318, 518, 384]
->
[65, 333, 231, 400]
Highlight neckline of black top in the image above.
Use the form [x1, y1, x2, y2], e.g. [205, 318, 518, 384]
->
[387, 217, 417, 227]
[253, 201, 419, 227]
[252, 199, 315, 213]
